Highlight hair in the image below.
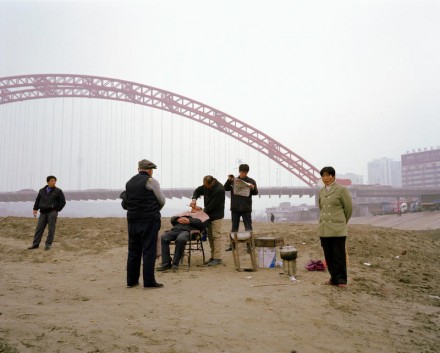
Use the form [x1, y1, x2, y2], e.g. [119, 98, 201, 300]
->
[47, 175, 57, 182]
[239, 164, 249, 172]
[203, 175, 215, 185]
[319, 166, 336, 177]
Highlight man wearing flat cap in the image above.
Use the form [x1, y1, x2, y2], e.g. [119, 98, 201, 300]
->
[124, 159, 165, 289]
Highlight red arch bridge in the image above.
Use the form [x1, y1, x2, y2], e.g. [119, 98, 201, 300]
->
[0, 73, 322, 187]
[1, 74, 439, 206]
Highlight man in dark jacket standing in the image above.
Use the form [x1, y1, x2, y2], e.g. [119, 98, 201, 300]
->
[224, 164, 258, 245]
[125, 159, 165, 289]
[190, 176, 225, 266]
[28, 176, 66, 251]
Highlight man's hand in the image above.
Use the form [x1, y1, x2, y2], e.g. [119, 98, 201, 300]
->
[33, 210, 38, 218]
[177, 217, 190, 224]
[190, 206, 202, 213]
[189, 199, 196, 208]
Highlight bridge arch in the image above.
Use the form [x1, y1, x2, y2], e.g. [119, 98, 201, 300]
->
[0, 74, 320, 186]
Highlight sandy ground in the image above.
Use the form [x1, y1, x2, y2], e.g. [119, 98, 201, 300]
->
[1, 213, 439, 353]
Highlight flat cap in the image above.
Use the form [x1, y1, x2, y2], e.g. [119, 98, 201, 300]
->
[138, 159, 157, 170]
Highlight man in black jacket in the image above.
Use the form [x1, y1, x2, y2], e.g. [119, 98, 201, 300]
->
[28, 176, 66, 251]
[224, 164, 258, 248]
[125, 159, 165, 289]
[190, 176, 225, 266]
[157, 208, 209, 271]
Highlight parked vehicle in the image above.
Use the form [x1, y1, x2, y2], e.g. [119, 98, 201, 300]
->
[409, 201, 421, 212]
[399, 202, 408, 213]
[420, 202, 440, 211]
[369, 202, 396, 216]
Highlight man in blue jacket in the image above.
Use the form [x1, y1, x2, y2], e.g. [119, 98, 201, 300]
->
[28, 176, 66, 251]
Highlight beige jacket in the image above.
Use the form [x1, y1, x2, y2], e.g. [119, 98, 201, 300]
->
[318, 183, 353, 237]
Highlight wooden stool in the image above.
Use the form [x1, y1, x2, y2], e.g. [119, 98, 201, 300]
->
[253, 236, 284, 248]
[253, 236, 284, 268]
[230, 232, 257, 272]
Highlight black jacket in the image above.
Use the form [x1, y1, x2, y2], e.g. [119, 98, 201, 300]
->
[191, 180, 225, 221]
[224, 176, 258, 212]
[33, 186, 66, 214]
[125, 172, 161, 223]
[170, 215, 208, 232]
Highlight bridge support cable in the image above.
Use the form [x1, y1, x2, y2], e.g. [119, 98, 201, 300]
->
[0, 74, 321, 187]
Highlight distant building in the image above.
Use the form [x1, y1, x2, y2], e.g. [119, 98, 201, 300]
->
[338, 173, 364, 185]
[401, 147, 440, 188]
[367, 157, 401, 187]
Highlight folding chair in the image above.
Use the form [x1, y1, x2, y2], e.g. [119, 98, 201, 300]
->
[185, 229, 206, 269]
[169, 229, 206, 270]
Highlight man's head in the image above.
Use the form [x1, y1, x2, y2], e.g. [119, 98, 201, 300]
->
[238, 164, 249, 178]
[320, 166, 336, 186]
[203, 175, 215, 189]
[138, 159, 157, 175]
[46, 176, 57, 188]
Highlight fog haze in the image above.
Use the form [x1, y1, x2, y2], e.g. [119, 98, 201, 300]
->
[1, 0, 439, 194]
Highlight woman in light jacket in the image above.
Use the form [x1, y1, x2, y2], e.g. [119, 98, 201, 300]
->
[318, 166, 353, 288]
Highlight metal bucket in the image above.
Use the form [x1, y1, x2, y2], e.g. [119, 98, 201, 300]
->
[280, 245, 297, 276]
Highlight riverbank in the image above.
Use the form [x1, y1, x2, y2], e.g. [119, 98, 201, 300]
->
[1, 216, 439, 353]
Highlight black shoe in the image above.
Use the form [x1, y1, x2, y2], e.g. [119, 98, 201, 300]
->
[126, 283, 139, 288]
[172, 265, 178, 272]
[27, 244, 39, 250]
[144, 282, 164, 289]
[156, 264, 172, 272]
[225, 245, 232, 251]
[208, 259, 222, 266]
[44, 245, 51, 251]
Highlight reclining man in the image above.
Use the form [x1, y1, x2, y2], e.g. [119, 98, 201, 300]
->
[157, 208, 210, 271]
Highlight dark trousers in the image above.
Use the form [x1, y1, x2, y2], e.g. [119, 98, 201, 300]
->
[320, 236, 347, 285]
[161, 230, 190, 266]
[127, 220, 161, 287]
[231, 211, 253, 232]
[32, 210, 58, 246]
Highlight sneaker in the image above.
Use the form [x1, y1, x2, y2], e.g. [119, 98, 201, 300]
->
[27, 244, 39, 250]
[156, 264, 172, 272]
[208, 259, 222, 266]
[172, 265, 178, 272]
[44, 245, 51, 251]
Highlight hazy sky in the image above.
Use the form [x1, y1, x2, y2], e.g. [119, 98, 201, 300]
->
[1, 0, 439, 184]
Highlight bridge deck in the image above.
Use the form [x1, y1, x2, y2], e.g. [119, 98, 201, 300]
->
[1, 187, 438, 203]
